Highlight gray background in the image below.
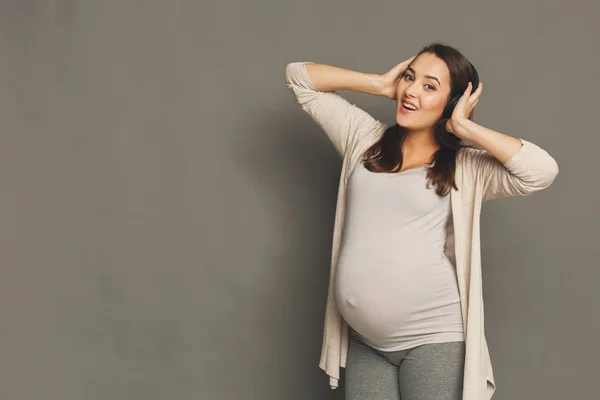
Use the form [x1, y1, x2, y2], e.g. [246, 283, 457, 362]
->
[0, 1, 597, 399]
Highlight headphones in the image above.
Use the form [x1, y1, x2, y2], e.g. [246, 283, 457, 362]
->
[442, 61, 480, 119]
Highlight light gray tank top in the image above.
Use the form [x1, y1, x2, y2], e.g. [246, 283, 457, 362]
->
[334, 158, 464, 352]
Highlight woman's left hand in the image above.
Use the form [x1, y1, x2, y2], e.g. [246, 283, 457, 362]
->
[446, 81, 483, 136]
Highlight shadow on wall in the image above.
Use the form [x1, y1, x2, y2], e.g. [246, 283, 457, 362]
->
[229, 108, 347, 399]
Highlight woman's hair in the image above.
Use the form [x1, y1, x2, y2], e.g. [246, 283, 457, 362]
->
[362, 43, 478, 197]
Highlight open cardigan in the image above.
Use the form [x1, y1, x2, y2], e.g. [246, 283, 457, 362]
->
[285, 61, 559, 400]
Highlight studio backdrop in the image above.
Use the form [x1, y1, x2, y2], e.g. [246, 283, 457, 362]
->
[0, 1, 598, 399]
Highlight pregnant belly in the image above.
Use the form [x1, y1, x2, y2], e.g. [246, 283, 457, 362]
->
[334, 254, 461, 344]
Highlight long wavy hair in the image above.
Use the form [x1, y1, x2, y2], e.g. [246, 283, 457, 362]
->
[362, 43, 478, 197]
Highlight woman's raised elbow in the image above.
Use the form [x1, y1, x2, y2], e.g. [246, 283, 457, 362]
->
[541, 157, 560, 187]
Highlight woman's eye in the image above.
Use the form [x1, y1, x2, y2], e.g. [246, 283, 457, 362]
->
[404, 74, 435, 90]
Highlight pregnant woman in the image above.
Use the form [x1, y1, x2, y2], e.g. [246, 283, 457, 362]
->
[285, 43, 559, 400]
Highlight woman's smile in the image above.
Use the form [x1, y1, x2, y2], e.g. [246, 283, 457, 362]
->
[400, 102, 418, 114]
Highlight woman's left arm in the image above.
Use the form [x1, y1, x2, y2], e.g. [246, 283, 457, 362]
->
[454, 119, 560, 202]
[448, 82, 560, 202]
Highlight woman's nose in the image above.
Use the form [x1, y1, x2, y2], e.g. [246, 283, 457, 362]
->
[404, 84, 419, 98]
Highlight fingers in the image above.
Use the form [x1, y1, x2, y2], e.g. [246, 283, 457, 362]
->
[465, 81, 483, 105]
[457, 83, 471, 106]
[453, 82, 482, 119]
[404, 55, 417, 64]
[464, 82, 472, 94]
[386, 55, 417, 81]
[470, 82, 483, 99]
[387, 61, 407, 80]
[397, 55, 416, 73]
[469, 82, 482, 111]
[458, 82, 471, 106]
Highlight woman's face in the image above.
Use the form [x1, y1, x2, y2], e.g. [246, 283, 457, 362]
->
[395, 53, 452, 131]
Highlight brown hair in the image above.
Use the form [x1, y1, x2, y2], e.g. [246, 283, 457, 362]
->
[362, 43, 479, 196]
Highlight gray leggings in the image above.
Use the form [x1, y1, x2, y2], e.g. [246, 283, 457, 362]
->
[345, 330, 465, 400]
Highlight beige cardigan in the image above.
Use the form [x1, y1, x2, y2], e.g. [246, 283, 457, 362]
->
[285, 62, 559, 400]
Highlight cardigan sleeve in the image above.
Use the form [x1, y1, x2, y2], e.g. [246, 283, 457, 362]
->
[285, 62, 385, 158]
[463, 138, 559, 202]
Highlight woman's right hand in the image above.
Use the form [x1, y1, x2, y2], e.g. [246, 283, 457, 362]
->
[376, 55, 417, 100]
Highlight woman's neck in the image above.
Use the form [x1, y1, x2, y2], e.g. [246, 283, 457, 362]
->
[402, 129, 440, 159]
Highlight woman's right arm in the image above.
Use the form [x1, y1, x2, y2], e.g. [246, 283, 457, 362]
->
[285, 59, 414, 158]
[285, 62, 387, 158]
[303, 63, 387, 96]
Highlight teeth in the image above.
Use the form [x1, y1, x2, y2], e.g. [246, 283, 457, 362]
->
[403, 102, 417, 110]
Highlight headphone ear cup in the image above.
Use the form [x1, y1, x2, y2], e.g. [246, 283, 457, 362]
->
[470, 61, 480, 91]
[443, 62, 479, 120]
[443, 95, 460, 119]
